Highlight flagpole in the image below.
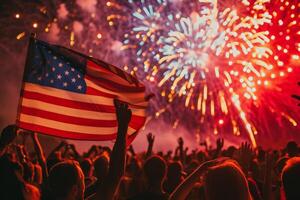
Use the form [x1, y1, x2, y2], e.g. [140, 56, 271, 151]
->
[15, 33, 36, 127]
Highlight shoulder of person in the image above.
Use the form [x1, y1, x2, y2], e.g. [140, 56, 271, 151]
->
[23, 183, 40, 200]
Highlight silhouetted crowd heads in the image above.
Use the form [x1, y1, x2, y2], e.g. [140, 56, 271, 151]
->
[1, 102, 300, 200]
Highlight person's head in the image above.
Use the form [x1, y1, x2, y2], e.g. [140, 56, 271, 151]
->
[286, 141, 298, 157]
[281, 157, 300, 200]
[143, 155, 167, 187]
[167, 161, 183, 181]
[257, 149, 266, 162]
[204, 160, 252, 200]
[126, 156, 142, 177]
[48, 161, 85, 200]
[225, 146, 237, 158]
[0, 155, 25, 200]
[93, 154, 109, 180]
[80, 159, 93, 178]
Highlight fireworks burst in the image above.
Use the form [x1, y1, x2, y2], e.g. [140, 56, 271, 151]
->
[108, 0, 300, 147]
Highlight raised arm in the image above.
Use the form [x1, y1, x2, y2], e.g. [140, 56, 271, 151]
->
[169, 158, 227, 200]
[145, 132, 155, 158]
[48, 140, 67, 159]
[128, 145, 136, 157]
[31, 132, 48, 179]
[68, 144, 81, 160]
[96, 100, 132, 200]
[178, 137, 185, 164]
[212, 138, 224, 159]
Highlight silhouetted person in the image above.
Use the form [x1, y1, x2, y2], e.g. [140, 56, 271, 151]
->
[163, 161, 184, 194]
[129, 155, 168, 200]
[48, 161, 85, 200]
[204, 161, 252, 200]
[282, 157, 300, 200]
[170, 159, 252, 200]
[286, 141, 298, 158]
[80, 158, 95, 187]
[84, 154, 109, 198]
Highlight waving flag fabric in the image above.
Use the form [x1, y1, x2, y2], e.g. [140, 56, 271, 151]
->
[16, 36, 148, 141]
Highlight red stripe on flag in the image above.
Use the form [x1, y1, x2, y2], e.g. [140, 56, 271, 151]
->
[129, 116, 146, 130]
[87, 60, 135, 84]
[18, 121, 117, 140]
[23, 90, 115, 113]
[86, 76, 145, 93]
[20, 106, 117, 127]
[86, 86, 116, 98]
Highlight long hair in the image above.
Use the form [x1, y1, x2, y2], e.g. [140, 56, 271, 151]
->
[204, 160, 252, 200]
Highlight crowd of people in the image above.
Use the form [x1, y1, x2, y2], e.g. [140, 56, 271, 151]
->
[0, 101, 300, 200]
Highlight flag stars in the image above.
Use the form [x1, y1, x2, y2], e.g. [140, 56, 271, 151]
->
[58, 63, 63, 67]
[53, 56, 57, 60]
[52, 67, 56, 72]
[71, 78, 76, 83]
[65, 70, 69, 75]
[50, 79, 54, 83]
[77, 85, 82, 90]
[71, 68, 75, 72]
[63, 82, 68, 87]
[37, 76, 42, 81]
[57, 74, 62, 80]
[77, 74, 81, 78]
[45, 73, 49, 77]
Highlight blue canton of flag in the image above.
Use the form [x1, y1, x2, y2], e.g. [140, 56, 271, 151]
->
[25, 40, 87, 93]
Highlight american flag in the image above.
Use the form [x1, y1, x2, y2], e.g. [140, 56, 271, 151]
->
[16, 37, 149, 141]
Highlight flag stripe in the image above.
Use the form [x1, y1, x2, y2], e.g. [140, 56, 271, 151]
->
[18, 121, 117, 140]
[23, 90, 116, 113]
[24, 83, 148, 109]
[21, 106, 116, 127]
[86, 76, 145, 93]
[87, 61, 135, 87]
[22, 98, 117, 120]
[86, 86, 116, 98]
[20, 106, 146, 130]
[19, 113, 137, 135]
[86, 79, 148, 107]
[88, 60, 136, 84]
[20, 113, 117, 134]
[24, 83, 113, 106]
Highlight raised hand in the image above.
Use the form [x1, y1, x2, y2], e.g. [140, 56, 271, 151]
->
[146, 132, 155, 158]
[97, 100, 132, 200]
[238, 142, 253, 174]
[178, 137, 184, 148]
[169, 157, 230, 200]
[114, 99, 132, 131]
[128, 145, 136, 156]
[147, 132, 155, 146]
